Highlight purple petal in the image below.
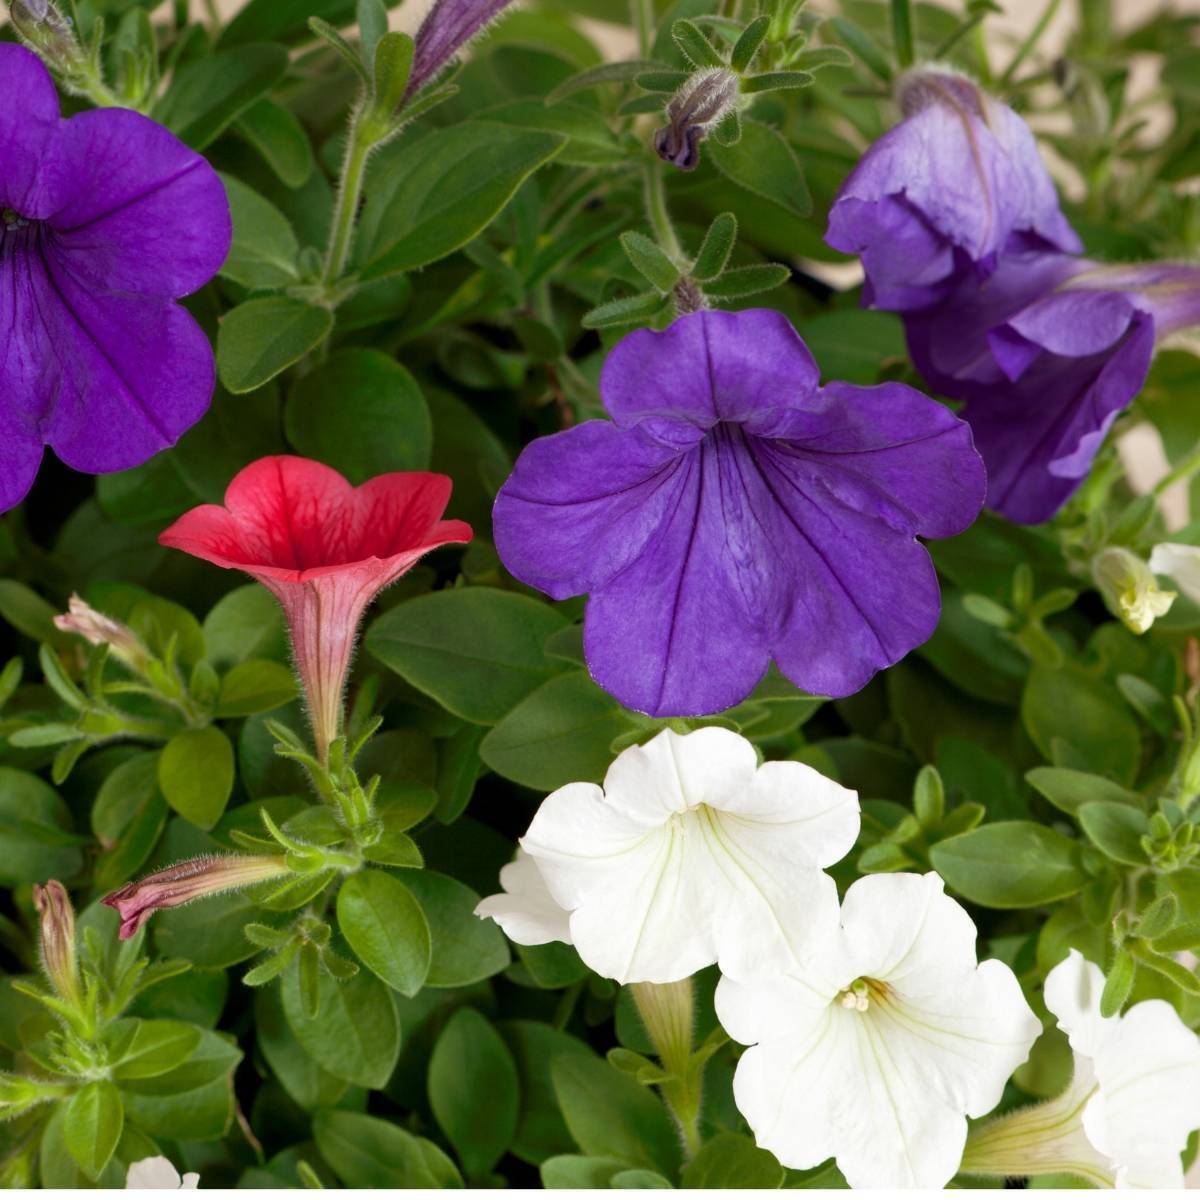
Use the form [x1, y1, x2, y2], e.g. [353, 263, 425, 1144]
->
[963, 314, 1154, 524]
[2, 239, 214, 476]
[1001, 288, 1139, 358]
[0, 44, 62, 218]
[601, 309, 820, 437]
[492, 420, 685, 600]
[408, 0, 513, 96]
[46, 108, 232, 299]
[583, 435, 773, 717]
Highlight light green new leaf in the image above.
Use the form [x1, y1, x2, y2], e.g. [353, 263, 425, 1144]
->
[218, 297, 334, 395]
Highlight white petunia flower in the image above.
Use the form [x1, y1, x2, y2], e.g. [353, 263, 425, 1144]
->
[1150, 542, 1200, 606]
[1092, 547, 1175, 634]
[963, 949, 1200, 1188]
[126, 1157, 199, 1189]
[717, 872, 1040, 1189]
[473, 849, 573, 947]
[477, 727, 859, 984]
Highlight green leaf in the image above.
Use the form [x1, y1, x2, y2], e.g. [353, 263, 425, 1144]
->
[498, 1020, 594, 1165]
[286, 349, 432, 479]
[913, 765, 945, 829]
[336, 869, 431, 996]
[158, 727, 235, 830]
[1026, 766, 1142, 816]
[366, 587, 570, 724]
[620, 231, 680, 291]
[217, 659, 298, 717]
[373, 31, 416, 116]
[930, 821, 1090, 908]
[1077, 802, 1151, 866]
[359, 122, 565, 279]
[153, 44, 289, 150]
[92, 752, 168, 892]
[0, 768, 84, 886]
[281, 966, 400, 1088]
[730, 15, 770, 72]
[1022, 663, 1142, 786]
[429, 1008, 521, 1179]
[217, 173, 301, 290]
[0, 579, 69, 646]
[218, 297, 334, 394]
[219, 0, 355, 45]
[63, 1081, 124, 1179]
[828, 15, 892, 81]
[254, 986, 348, 1111]
[673, 18, 725, 67]
[683, 1132, 784, 1188]
[708, 119, 811, 216]
[481, 670, 635, 791]
[545, 58, 666, 104]
[235, 98, 315, 187]
[401, 870, 511, 988]
[551, 1055, 681, 1178]
[435, 723, 487, 824]
[691, 212, 737, 281]
[203, 584, 289, 667]
[742, 70, 815, 93]
[108, 1019, 204, 1081]
[482, 99, 627, 167]
[704, 263, 791, 300]
[314, 1110, 464, 1188]
[582, 291, 672, 329]
[541, 1156, 637, 1188]
[1135, 894, 1178, 940]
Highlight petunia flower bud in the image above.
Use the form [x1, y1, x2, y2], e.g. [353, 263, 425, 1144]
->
[103, 855, 290, 940]
[655, 68, 740, 170]
[1092, 547, 1176, 634]
[405, 0, 514, 98]
[7, 0, 82, 71]
[631, 980, 694, 1076]
[54, 594, 152, 675]
[31, 880, 80, 1011]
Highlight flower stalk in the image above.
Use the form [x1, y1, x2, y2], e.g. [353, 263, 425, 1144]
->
[631, 980, 704, 1158]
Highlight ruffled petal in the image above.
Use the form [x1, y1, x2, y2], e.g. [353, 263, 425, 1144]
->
[1042, 949, 1115, 1061]
[492, 420, 687, 600]
[474, 850, 573, 947]
[46, 108, 231, 298]
[0, 45, 62, 218]
[9, 237, 213, 475]
[1150, 543, 1200, 605]
[601, 308, 820, 437]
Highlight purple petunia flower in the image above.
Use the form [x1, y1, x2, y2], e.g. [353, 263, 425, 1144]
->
[492, 309, 986, 717]
[0, 44, 230, 511]
[905, 253, 1200, 524]
[825, 68, 1080, 310]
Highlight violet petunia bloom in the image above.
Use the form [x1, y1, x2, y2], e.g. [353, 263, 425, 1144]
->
[492, 309, 986, 717]
[826, 68, 1080, 311]
[905, 254, 1200, 524]
[0, 44, 230, 511]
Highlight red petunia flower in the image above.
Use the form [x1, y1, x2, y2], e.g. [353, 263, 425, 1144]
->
[159, 456, 472, 760]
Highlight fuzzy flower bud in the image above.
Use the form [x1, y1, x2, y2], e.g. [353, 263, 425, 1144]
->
[31, 880, 80, 1011]
[1091, 547, 1176, 634]
[7, 1, 82, 71]
[406, 0, 514, 98]
[655, 67, 740, 171]
[54, 594, 151, 674]
[103, 856, 290, 940]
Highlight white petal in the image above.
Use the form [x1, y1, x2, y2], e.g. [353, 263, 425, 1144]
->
[839, 872, 979, 998]
[601, 726, 758, 820]
[733, 1005, 969, 1188]
[179, 1174, 200, 1190]
[715, 970, 833, 1047]
[1043, 949, 1115, 1060]
[521, 781, 652, 910]
[474, 850, 573, 946]
[1150, 542, 1200, 605]
[1085, 998, 1200, 1188]
[126, 1158, 183, 1189]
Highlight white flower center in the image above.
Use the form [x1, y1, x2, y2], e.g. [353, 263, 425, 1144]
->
[835, 977, 886, 1012]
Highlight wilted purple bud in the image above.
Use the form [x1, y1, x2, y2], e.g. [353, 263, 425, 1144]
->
[906, 255, 1200, 523]
[826, 66, 1080, 310]
[32, 880, 80, 1009]
[54, 594, 151, 674]
[103, 856, 290, 939]
[406, 0, 514, 98]
[655, 68, 740, 171]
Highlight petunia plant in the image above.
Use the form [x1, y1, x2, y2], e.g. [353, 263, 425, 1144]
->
[1, 0, 1200, 1190]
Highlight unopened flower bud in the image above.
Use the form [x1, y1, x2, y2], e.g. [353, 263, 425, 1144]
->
[1091, 547, 1175, 635]
[103, 855, 290, 940]
[31, 880, 80, 1010]
[8, 0, 82, 70]
[655, 68, 740, 171]
[406, 0, 514, 98]
[54, 594, 151, 674]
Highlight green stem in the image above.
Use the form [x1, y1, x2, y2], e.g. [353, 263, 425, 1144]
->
[202, 0, 221, 27]
[890, 0, 915, 69]
[322, 106, 384, 289]
[643, 160, 684, 266]
[631, 981, 704, 1161]
[1000, 0, 1061, 84]
[1152, 441, 1200, 499]
[930, 11, 987, 61]
[632, 0, 656, 57]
